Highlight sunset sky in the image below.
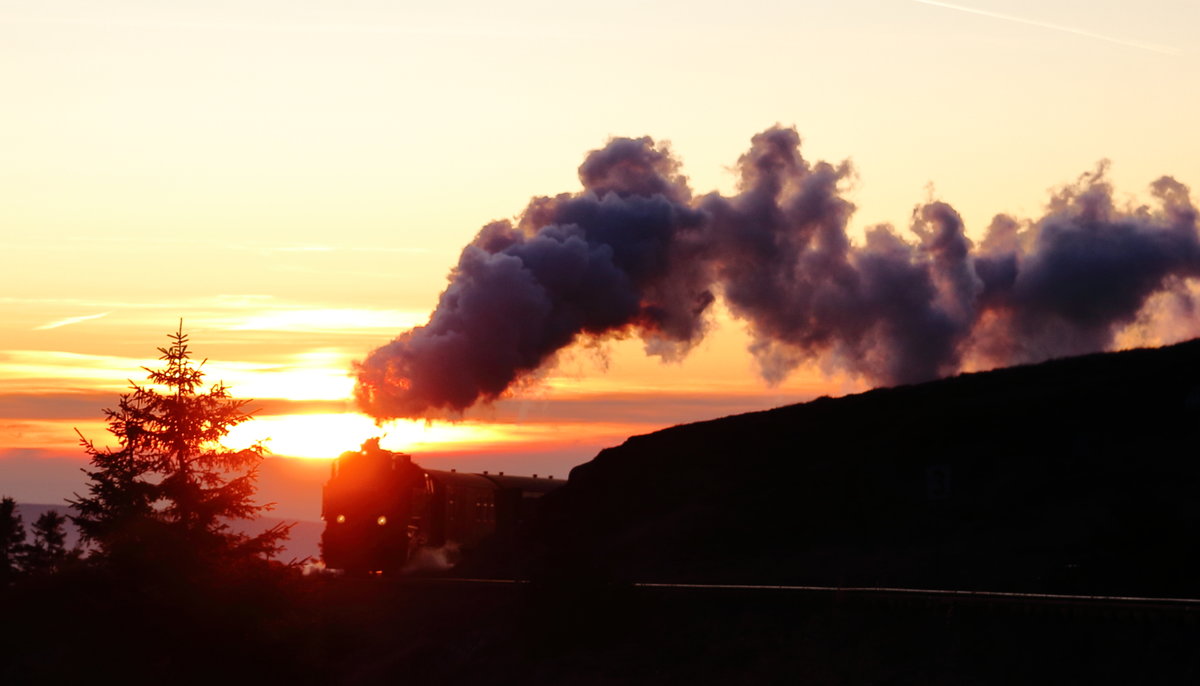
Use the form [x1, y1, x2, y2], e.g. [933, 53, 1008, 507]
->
[3, 0, 1198, 519]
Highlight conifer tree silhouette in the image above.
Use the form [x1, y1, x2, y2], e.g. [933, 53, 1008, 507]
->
[71, 324, 289, 576]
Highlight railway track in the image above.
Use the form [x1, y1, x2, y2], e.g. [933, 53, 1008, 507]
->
[402, 577, 1198, 607]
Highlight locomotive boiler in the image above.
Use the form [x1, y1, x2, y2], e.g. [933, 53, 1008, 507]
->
[321, 439, 563, 574]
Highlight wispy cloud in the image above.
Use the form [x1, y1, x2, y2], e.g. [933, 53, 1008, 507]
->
[0, 15, 573, 41]
[912, 0, 1183, 56]
[270, 245, 336, 253]
[0, 347, 361, 402]
[0, 350, 162, 391]
[221, 307, 427, 333]
[33, 312, 110, 331]
[260, 244, 432, 255]
[0, 390, 350, 420]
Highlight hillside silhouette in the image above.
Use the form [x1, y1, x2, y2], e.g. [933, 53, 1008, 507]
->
[537, 338, 1200, 596]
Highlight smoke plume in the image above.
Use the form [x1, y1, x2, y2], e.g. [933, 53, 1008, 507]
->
[355, 126, 1200, 419]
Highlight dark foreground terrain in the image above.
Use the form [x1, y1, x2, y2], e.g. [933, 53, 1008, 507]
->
[318, 579, 1200, 686]
[5, 574, 1198, 685]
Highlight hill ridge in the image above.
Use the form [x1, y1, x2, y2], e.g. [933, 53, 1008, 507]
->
[538, 338, 1200, 596]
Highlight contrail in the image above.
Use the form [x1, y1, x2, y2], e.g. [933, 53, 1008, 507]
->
[911, 0, 1182, 56]
[34, 312, 110, 330]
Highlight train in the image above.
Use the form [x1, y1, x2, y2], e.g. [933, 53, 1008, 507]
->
[320, 439, 564, 574]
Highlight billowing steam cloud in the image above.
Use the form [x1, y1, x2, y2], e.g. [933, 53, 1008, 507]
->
[355, 127, 1200, 419]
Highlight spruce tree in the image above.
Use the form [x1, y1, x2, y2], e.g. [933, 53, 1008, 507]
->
[70, 324, 289, 577]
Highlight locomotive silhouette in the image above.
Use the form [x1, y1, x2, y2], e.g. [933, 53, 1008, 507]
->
[321, 439, 563, 574]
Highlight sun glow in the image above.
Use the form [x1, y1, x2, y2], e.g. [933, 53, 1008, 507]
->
[224, 412, 511, 459]
[214, 351, 358, 401]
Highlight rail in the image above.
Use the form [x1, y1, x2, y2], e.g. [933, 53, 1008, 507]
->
[400, 577, 1200, 610]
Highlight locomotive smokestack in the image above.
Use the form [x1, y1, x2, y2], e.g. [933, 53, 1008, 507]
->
[354, 127, 1200, 420]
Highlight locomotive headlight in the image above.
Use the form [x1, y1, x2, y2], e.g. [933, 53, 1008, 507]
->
[335, 514, 346, 524]
[376, 515, 388, 526]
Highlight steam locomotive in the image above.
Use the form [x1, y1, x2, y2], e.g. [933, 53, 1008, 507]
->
[320, 439, 563, 574]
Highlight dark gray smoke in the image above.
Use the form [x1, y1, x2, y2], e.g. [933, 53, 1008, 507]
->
[972, 167, 1200, 363]
[699, 128, 981, 385]
[355, 138, 713, 418]
[355, 127, 1200, 419]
